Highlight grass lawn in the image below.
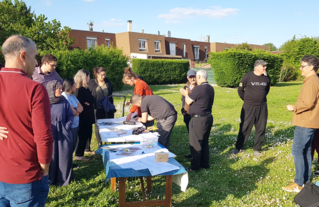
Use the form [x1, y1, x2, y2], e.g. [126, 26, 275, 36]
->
[46, 81, 318, 207]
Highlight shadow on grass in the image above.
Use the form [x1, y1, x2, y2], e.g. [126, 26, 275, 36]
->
[274, 82, 302, 87]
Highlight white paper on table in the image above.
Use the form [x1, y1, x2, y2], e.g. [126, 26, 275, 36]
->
[172, 172, 189, 192]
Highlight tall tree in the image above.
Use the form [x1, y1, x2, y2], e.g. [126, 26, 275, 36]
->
[0, 0, 74, 53]
[263, 43, 278, 51]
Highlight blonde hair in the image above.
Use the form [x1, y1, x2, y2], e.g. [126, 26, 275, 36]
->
[74, 69, 90, 88]
[122, 67, 138, 84]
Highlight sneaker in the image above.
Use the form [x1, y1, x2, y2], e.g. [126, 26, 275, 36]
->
[282, 182, 303, 192]
[254, 151, 262, 157]
[231, 148, 240, 156]
[184, 154, 192, 159]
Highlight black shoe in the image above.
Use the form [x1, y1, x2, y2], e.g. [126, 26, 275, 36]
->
[184, 154, 192, 159]
[200, 165, 210, 169]
[186, 167, 200, 172]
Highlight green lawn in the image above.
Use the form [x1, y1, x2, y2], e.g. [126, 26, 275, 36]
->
[46, 81, 317, 207]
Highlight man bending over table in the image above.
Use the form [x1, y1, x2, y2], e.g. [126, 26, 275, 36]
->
[131, 94, 177, 150]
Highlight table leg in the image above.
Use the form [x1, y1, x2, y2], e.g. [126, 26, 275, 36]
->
[165, 175, 173, 207]
[111, 177, 116, 192]
[119, 177, 126, 207]
[140, 177, 146, 201]
[146, 176, 152, 193]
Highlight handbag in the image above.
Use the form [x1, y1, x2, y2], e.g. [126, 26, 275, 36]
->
[294, 182, 319, 207]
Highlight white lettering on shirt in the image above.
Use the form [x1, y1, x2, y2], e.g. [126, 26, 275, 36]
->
[251, 82, 267, 86]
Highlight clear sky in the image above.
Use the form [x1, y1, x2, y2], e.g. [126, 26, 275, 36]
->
[23, 0, 319, 49]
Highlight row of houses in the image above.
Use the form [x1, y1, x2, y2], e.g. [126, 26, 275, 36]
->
[69, 21, 270, 62]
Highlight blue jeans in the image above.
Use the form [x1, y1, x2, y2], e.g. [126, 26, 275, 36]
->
[0, 175, 49, 207]
[292, 126, 316, 186]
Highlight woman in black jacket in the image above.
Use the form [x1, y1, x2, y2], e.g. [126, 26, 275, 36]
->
[73, 69, 95, 160]
[88, 67, 115, 148]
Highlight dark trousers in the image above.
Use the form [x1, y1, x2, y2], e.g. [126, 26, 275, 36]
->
[157, 114, 177, 150]
[76, 132, 92, 157]
[311, 129, 319, 164]
[183, 114, 192, 132]
[71, 127, 79, 153]
[189, 116, 213, 169]
[235, 104, 268, 152]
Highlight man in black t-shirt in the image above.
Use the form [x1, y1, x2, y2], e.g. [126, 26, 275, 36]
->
[181, 70, 214, 171]
[131, 95, 177, 149]
[231, 60, 271, 157]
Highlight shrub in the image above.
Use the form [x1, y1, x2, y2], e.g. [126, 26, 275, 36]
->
[132, 59, 189, 84]
[279, 62, 298, 82]
[207, 50, 283, 87]
[39, 45, 128, 90]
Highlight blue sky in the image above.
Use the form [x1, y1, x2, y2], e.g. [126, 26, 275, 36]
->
[23, 0, 319, 49]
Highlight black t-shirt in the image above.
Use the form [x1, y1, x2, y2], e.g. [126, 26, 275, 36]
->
[140, 95, 176, 120]
[238, 71, 271, 106]
[188, 82, 215, 116]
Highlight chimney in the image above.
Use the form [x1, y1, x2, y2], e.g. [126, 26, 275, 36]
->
[102, 30, 104, 32]
[206, 35, 210, 42]
[127, 20, 132, 32]
[158, 31, 160, 35]
[142, 29, 144, 33]
[88, 21, 94, 31]
[168, 31, 171, 37]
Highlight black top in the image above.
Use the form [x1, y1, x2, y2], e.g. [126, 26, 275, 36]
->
[140, 95, 176, 120]
[238, 71, 271, 106]
[88, 78, 114, 109]
[188, 82, 215, 116]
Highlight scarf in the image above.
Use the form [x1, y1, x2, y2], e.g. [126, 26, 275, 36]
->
[45, 80, 64, 104]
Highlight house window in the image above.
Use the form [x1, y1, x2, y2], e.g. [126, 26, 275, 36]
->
[205, 47, 208, 59]
[139, 39, 147, 51]
[224, 47, 230, 51]
[183, 44, 186, 57]
[154, 40, 160, 52]
[105, 38, 110, 47]
[194, 46, 200, 60]
[169, 43, 176, 56]
[87, 37, 97, 49]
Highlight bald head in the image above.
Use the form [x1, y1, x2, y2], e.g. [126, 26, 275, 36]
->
[1, 35, 37, 77]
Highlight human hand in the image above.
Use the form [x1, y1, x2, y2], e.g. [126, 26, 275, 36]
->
[135, 117, 141, 122]
[286, 105, 295, 111]
[126, 101, 131, 106]
[0, 127, 8, 140]
[84, 102, 90, 106]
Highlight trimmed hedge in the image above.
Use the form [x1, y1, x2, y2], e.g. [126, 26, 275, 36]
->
[132, 59, 189, 84]
[39, 46, 128, 90]
[207, 51, 283, 87]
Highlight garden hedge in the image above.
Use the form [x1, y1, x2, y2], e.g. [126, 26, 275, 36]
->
[39, 45, 128, 90]
[207, 50, 283, 87]
[132, 59, 189, 84]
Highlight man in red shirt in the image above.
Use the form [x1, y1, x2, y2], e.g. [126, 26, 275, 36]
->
[0, 35, 53, 206]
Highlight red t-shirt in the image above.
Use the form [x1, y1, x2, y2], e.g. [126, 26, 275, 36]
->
[0, 68, 53, 184]
[130, 79, 153, 116]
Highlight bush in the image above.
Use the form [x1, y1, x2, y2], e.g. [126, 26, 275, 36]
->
[279, 62, 298, 82]
[207, 50, 283, 87]
[132, 59, 189, 84]
[39, 45, 128, 90]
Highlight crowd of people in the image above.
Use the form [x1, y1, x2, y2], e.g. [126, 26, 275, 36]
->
[1, 34, 319, 205]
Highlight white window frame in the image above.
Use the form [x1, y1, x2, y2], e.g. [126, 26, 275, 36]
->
[87, 37, 97, 49]
[194, 45, 200, 60]
[105, 38, 110, 47]
[169, 43, 176, 56]
[154, 40, 161, 52]
[224, 47, 230, 51]
[183, 44, 186, 57]
[139, 39, 147, 51]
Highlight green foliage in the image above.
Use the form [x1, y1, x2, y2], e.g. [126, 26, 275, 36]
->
[230, 43, 252, 51]
[263, 43, 278, 51]
[132, 59, 189, 84]
[279, 62, 298, 82]
[39, 45, 128, 90]
[208, 50, 283, 87]
[0, 0, 74, 54]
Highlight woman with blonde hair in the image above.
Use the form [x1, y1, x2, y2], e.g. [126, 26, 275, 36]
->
[122, 67, 153, 126]
[73, 69, 94, 161]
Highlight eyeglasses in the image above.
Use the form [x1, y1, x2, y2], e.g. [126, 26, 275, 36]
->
[50, 64, 57, 68]
[99, 74, 106, 77]
[300, 65, 309, 69]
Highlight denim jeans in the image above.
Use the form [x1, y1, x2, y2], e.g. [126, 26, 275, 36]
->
[0, 175, 49, 207]
[292, 126, 316, 186]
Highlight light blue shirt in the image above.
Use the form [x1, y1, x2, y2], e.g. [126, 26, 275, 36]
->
[62, 92, 79, 128]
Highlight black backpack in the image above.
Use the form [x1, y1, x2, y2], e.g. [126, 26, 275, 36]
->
[294, 182, 319, 207]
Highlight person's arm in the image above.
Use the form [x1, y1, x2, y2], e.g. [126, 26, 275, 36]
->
[266, 76, 271, 95]
[294, 82, 318, 114]
[65, 102, 74, 131]
[0, 127, 8, 140]
[31, 84, 54, 174]
[185, 95, 194, 105]
[129, 81, 144, 117]
[76, 102, 83, 113]
[238, 76, 246, 100]
[286, 105, 295, 111]
[126, 112, 133, 121]
[70, 105, 79, 116]
[137, 112, 155, 123]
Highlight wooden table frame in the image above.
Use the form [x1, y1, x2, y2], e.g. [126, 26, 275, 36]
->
[111, 175, 173, 207]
